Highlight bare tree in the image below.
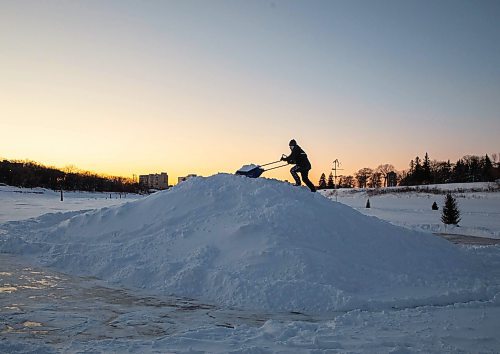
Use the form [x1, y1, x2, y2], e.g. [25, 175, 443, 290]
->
[492, 153, 499, 167]
[338, 175, 355, 188]
[376, 164, 395, 187]
[355, 168, 373, 188]
[63, 165, 79, 174]
[345, 175, 355, 188]
[369, 172, 383, 188]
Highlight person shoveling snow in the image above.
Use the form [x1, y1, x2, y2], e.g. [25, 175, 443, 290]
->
[281, 139, 316, 192]
[235, 139, 316, 193]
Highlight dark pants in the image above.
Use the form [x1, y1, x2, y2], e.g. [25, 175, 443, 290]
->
[290, 166, 316, 192]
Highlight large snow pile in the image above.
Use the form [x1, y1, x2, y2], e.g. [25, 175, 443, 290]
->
[0, 174, 496, 313]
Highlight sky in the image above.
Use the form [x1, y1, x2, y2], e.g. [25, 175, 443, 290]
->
[1, 0, 499, 184]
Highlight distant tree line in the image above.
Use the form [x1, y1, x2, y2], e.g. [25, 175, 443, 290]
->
[318, 153, 500, 189]
[318, 172, 356, 189]
[400, 153, 499, 186]
[319, 163, 396, 189]
[0, 159, 144, 193]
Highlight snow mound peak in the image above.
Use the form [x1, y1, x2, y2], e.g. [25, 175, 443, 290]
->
[0, 174, 492, 313]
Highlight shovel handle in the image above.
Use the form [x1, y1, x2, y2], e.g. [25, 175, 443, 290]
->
[259, 154, 288, 168]
[259, 160, 282, 167]
[264, 164, 289, 172]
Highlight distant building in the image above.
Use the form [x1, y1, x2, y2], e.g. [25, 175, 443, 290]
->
[139, 172, 169, 190]
[178, 174, 197, 184]
[387, 171, 398, 187]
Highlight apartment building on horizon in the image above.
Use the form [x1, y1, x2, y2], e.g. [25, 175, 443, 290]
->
[139, 172, 169, 190]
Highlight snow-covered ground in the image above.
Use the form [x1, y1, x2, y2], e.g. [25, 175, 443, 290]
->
[0, 185, 143, 223]
[1, 176, 500, 353]
[321, 182, 500, 239]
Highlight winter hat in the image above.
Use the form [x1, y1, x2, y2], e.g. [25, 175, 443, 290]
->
[289, 139, 297, 147]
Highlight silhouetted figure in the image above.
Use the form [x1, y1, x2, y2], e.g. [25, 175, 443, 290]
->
[432, 201, 439, 210]
[281, 139, 316, 192]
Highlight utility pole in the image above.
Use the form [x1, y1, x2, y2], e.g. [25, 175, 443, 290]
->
[332, 159, 344, 202]
[332, 159, 344, 189]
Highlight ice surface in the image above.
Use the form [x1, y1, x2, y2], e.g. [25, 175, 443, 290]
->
[1, 174, 497, 315]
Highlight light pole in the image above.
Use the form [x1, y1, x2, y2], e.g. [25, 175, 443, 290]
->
[57, 176, 64, 201]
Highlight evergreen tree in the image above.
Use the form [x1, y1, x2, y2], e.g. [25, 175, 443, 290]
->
[444, 160, 452, 183]
[453, 159, 466, 183]
[441, 193, 461, 226]
[482, 154, 493, 181]
[423, 152, 431, 183]
[327, 172, 335, 188]
[318, 173, 327, 189]
[414, 156, 423, 185]
[466, 155, 481, 182]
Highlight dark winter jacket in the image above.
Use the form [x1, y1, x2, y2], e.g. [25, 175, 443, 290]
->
[284, 145, 311, 170]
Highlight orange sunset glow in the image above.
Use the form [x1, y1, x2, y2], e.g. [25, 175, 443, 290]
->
[1, 1, 499, 184]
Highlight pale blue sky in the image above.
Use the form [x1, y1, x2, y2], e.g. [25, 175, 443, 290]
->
[1, 0, 499, 181]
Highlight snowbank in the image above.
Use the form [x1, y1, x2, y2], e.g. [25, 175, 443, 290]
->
[0, 174, 497, 313]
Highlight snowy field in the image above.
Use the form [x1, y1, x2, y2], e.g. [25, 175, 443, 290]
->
[321, 182, 500, 240]
[0, 185, 143, 223]
[1, 176, 500, 353]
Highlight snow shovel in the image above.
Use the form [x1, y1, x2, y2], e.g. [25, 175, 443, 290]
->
[235, 156, 289, 178]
